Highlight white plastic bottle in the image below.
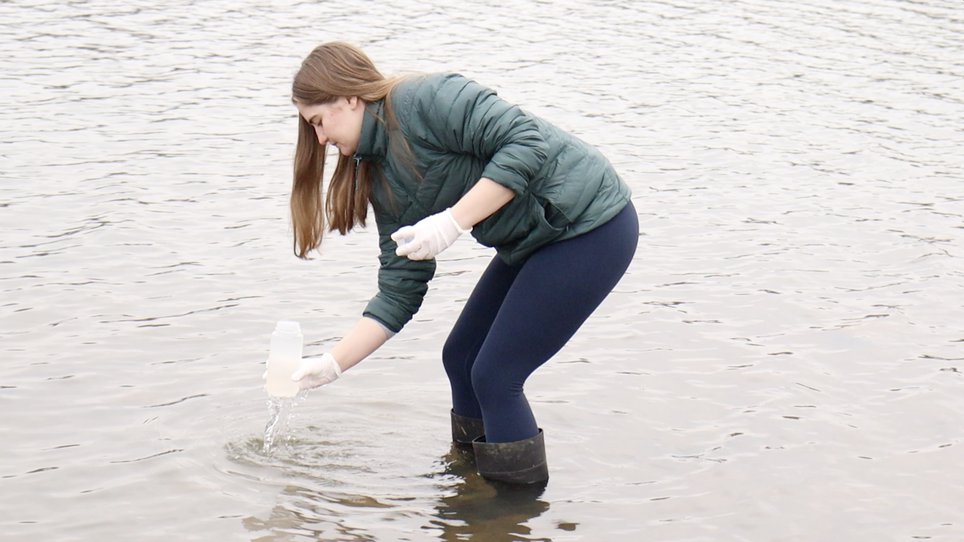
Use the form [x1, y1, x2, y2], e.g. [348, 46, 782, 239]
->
[265, 320, 303, 398]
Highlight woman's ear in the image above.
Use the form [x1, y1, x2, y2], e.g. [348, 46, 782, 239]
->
[347, 96, 360, 109]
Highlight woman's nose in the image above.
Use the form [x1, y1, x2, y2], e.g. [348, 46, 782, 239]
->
[313, 125, 327, 145]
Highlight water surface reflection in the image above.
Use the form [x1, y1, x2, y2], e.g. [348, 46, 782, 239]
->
[428, 446, 552, 542]
[3, 0, 963, 539]
[234, 440, 552, 541]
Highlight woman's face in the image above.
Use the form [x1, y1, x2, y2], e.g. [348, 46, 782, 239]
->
[296, 97, 365, 156]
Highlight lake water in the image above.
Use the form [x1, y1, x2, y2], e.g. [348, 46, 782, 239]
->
[2, 0, 963, 540]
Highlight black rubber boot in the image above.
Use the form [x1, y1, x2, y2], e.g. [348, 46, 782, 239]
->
[472, 429, 549, 485]
[451, 409, 485, 448]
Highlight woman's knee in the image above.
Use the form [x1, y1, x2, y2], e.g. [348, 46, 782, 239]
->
[441, 326, 474, 377]
[470, 358, 520, 406]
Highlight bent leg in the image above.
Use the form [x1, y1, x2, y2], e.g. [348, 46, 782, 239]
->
[471, 203, 639, 442]
[442, 256, 521, 419]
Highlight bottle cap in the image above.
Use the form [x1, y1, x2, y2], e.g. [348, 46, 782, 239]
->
[274, 320, 301, 334]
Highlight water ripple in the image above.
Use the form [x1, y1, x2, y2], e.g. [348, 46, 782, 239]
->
[2, 0, 963, 540]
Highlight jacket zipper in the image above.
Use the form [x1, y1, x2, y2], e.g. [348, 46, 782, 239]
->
[353, 156, 362, 190]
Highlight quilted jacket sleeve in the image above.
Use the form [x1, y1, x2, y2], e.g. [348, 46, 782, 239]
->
[410, 74, 550, 195]
[362, 212, 437, 333]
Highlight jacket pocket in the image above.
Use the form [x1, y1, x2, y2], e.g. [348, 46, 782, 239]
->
[472, 194, 567, 250]
[539, 197, 570, 231]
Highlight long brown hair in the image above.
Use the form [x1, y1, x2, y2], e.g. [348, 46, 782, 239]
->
[290, 41, 404, 259]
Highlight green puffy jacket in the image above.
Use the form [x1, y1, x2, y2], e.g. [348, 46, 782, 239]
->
[355, 73, 631, 332]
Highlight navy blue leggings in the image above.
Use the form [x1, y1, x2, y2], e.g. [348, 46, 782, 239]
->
[442, 201, 639, 443]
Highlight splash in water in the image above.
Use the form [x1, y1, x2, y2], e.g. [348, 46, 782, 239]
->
[262, 393, 306, 455]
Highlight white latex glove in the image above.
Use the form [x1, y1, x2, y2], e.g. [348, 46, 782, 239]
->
[391, 208, 471, 261]
[290, 352, 342, 391]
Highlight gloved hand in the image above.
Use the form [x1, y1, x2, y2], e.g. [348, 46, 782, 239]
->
[391, 208, 471, 261]
[290, 352, 342, 391]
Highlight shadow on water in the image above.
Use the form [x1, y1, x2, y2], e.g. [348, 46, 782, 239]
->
[427, 445, 552, 542]
[232, 438, 552, 541]
[241, 487, 385, 542]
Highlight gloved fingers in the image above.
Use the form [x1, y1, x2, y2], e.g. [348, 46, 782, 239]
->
[395, 240, 420, 257]
[408, 246, 432, 260]
[391, 209, 467, 260]
[390, 225, 413, 242]
[296, 375, 321, 389]
[391, 227, 415, 251]
[290, 353, 342, 390]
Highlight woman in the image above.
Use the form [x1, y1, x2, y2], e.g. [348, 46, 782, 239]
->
[286, 42, 637, 486]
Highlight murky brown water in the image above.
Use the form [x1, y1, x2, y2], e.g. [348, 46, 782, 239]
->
[2, 0, 963, 540]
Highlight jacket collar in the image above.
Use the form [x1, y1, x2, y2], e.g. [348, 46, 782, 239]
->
[353, 100, 387, 162]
